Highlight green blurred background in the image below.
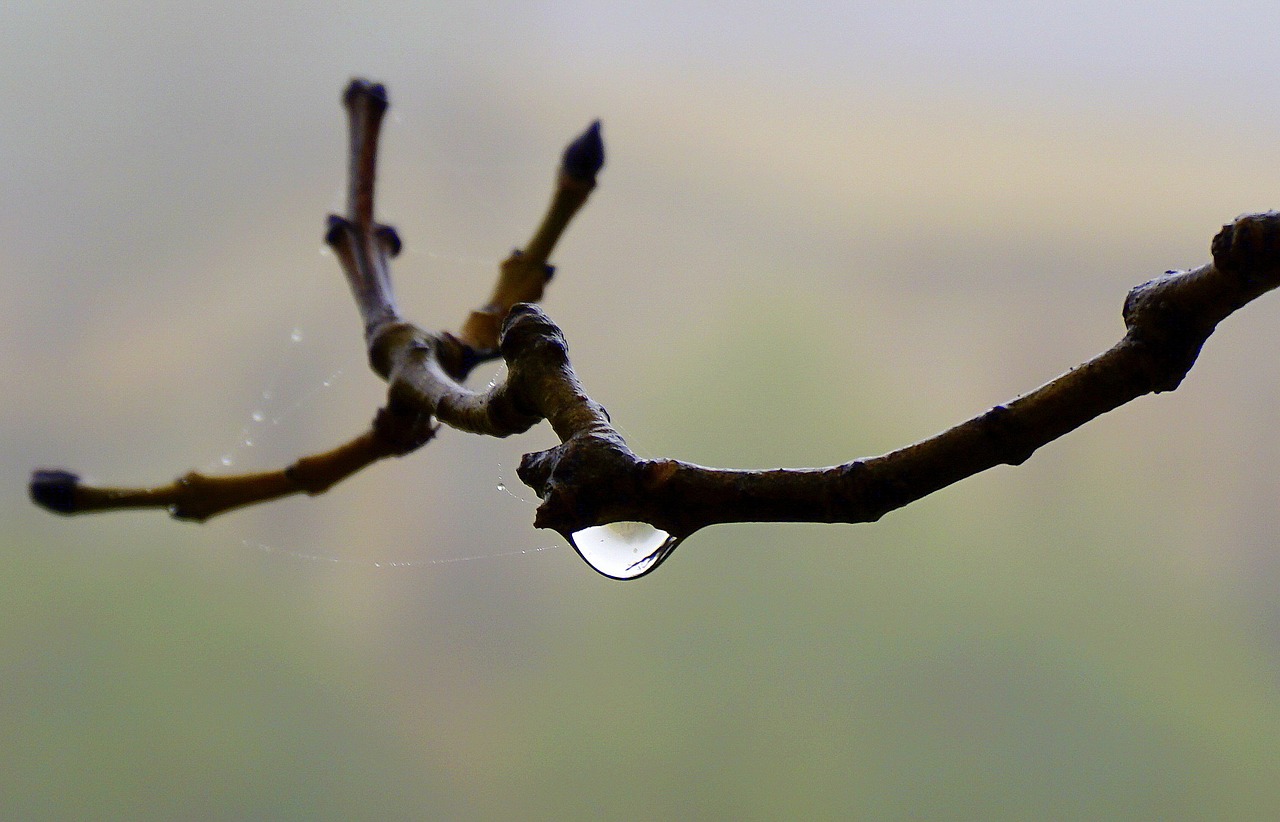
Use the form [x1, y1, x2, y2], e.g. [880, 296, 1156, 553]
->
[6, 2, 1280, 819]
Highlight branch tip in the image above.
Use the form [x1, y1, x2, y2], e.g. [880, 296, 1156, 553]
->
[562, 119, 605, 183]
[30, 469, 81, 514]
[343, 78, 388, 114]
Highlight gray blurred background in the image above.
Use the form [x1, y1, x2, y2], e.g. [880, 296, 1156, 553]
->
[7, 2, 1280, 819]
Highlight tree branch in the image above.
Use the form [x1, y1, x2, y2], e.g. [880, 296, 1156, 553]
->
[28, 77, 1280, 580]
[507, 212, 1280, 544]
[29, 78, 601, 523]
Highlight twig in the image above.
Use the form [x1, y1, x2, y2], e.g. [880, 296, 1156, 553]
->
[30, 79, 602, 522]
[28, 77, 1280, 581]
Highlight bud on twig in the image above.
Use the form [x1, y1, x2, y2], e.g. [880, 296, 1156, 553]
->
[561, 120, 604, 183]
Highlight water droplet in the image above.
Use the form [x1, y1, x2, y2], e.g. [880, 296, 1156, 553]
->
[321, 380, 331, 388]
[290, 328, 303, 342]
[319, 246, 332, 256]
[243, 438, 255, 447]
[568, 521, 684, 580]
[261, 389, 274, 401]
[220, 455, 233, 466]
[496, 481, 506, 493]
[250, 411, 265, 423]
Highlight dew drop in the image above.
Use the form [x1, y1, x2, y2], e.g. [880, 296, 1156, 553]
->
[243, 438, 255, 447]
[568, 521, 684, 580]
[290, 328, 303, 343]
[250, 411, 265, 423]
[220, 455, 233, 466]
[496, 481, 506, 493]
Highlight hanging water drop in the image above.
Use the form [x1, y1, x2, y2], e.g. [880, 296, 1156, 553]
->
[568, 521, 684, 580]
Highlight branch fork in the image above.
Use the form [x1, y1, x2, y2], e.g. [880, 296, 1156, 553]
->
[29, 78, 1280, 580]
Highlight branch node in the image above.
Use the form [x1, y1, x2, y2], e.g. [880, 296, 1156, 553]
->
[500, 303, 569, 364]
[1212, 211, 1280, 280]
[372, 403, 438, 455]
[1122, 276, 1213, 393]
[374, 223, 402, 258]
[980, 403, 1037, 465]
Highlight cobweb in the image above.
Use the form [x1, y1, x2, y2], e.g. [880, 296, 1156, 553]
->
[199, 107, 581, 572]
[201, 245, 563, 573]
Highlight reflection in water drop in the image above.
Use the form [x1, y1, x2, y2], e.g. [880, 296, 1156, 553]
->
[568, 521, 683, 580]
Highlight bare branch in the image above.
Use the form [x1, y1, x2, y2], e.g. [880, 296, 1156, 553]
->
[29, 78, 601, 522]
[27, 77, 1280, 581]
[327, 79, 403, 342]
[446, 119, 604, 378]
[505, 212, 1280, 551]
[30, 404, 435, 521]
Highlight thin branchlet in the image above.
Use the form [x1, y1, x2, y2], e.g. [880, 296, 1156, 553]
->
[26, 80, 1280, 580]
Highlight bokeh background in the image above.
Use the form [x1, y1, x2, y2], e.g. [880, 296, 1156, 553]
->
[7, 2, 1280, 819]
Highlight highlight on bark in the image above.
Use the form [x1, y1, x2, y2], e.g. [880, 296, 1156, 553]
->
[29, 78, 1280, 580]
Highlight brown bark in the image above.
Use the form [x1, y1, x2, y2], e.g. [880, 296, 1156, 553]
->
[29, 79, 1280, 578]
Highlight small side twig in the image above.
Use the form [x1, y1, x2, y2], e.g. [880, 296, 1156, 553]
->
[30, 78, 602, 521]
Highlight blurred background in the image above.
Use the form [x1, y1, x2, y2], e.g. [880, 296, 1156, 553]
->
[6, 2, 1280, 818]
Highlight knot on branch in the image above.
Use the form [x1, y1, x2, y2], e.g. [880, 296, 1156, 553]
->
[367, 321, 432, 380]
[373, 402, 437, 456]
[517, 432, 643, 536]
[1121, 272, 1216, 393]
[500, 303, 569, 366]
[1211, 211, 1280, 280]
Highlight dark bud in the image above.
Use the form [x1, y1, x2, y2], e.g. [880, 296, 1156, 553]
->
[507, 248, 554, 282]
[374, 224, 403, 257]
[561, 120, 605, 183]
[324, 214, 350, 246]
[30, 469, 81, 514]
[343, 78, 388, 114]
